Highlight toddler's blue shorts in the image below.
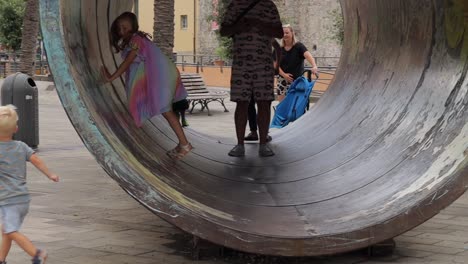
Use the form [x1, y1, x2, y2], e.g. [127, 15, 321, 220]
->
[0, 202, 29, 234]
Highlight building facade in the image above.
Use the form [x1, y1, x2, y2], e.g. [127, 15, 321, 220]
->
[137, 0, 199, 56]
[138, 0, 342, 65]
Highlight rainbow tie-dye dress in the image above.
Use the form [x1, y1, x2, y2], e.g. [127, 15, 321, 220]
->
[122, 34, 187, 127]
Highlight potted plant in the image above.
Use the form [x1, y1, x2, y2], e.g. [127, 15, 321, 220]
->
[206, 0, 233, 66]
[214, 43, 230, 66]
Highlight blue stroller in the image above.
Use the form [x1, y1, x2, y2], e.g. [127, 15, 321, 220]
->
[270, 70, 317, 128]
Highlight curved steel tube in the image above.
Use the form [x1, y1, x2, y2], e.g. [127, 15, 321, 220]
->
[40, 0, 468, 256]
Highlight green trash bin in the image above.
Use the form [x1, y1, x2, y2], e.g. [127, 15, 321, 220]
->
[1, 73, 39, 148]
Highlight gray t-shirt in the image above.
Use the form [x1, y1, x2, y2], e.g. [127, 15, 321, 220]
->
[0, 140, 35, 205]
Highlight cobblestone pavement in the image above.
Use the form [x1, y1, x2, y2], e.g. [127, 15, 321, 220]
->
[0, 80, 467, 264]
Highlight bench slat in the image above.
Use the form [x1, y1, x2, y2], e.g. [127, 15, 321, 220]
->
[180, 73, 229, 115]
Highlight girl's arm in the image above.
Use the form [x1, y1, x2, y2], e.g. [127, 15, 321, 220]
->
[30, 154, 59, 182]
[101, 50, 138, 82]
[304, 51, 318, 75]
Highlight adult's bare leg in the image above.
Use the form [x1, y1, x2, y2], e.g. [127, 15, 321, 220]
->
[247, 97, 258, 133]
[257, 100, 275, 156]
[229, 101, 249, 157]
[257, 100, 272, 145]
[234, 101, 249, 145]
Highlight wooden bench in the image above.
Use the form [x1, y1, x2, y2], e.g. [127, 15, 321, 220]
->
[180, 73, 229, 116]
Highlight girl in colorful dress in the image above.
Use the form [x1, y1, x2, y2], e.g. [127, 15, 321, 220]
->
[101, 12, 192, 160]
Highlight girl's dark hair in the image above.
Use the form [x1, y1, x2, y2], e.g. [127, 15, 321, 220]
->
[110, 12, 152, 52]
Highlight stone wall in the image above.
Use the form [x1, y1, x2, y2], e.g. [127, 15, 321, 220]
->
[196, 0, 220, 56]
[275, 0, 342, 67]
[197, 0, 342, 67]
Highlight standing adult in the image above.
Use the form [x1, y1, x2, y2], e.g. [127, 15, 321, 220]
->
[277, 25, 318, 102]
[245, 47, 280, 142]
[220, 0, 283, 157]
[244, 94, 273, 142]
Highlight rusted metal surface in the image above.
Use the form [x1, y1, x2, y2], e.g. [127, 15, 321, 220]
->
[40, 0, 468, 256]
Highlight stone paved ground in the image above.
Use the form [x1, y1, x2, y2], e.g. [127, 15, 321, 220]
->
[0, 80, 467, 264]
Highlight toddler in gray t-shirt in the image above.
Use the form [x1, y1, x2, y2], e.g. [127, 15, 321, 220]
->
[0, 105, 59, 264]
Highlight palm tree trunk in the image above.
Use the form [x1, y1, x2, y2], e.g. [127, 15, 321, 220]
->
[19, 0, 39, 76]
[153, 0, 175, 60]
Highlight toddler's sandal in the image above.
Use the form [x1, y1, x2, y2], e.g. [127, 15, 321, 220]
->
[32, 249, 48, 264]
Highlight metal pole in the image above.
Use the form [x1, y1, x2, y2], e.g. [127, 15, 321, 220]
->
[134, 0, 139, 17]
[193, 0, 197, 64]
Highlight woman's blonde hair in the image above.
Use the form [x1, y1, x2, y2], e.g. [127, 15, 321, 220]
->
[281, 24, 298, 47]
[0, 105, 18, 136]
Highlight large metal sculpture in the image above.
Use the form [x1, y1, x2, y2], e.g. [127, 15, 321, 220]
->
[40, 0, 467, 256]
